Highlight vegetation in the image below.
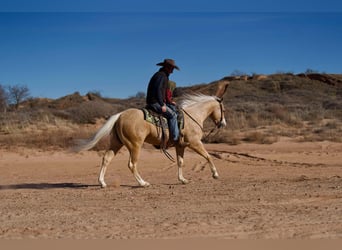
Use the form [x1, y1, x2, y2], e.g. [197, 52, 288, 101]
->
[0, 84, 30, 110]
[0, 84, 7, 113]
[0, 73, 341, 150]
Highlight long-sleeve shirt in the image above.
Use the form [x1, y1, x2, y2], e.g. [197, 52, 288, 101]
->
[165, 88, 173, 104]
[165, 80, 176, 104]
[146, 70, 169, 106]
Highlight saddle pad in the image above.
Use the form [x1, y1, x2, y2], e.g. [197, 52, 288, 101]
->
[141, 108, 184, 129]
[142, 108, 168, 128]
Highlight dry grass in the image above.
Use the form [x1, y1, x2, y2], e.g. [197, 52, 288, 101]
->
[0, 109, 109, 150]
[1, 73, 341, 149]
[216, 73, 342, 144]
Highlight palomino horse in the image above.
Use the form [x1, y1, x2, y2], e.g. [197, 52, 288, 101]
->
[74, 80, 229, 187]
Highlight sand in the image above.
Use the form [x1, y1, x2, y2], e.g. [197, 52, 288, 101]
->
[0, 140, 341, 239]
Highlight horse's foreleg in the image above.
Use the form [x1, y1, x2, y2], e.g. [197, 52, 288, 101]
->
[99, 150, 114, 188]
[190, 142, 219, 179]
[128, 148, 150, 187]
[176, 146, 189, 184]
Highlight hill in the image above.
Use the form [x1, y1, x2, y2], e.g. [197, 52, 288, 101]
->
[0, 73, 341, 149]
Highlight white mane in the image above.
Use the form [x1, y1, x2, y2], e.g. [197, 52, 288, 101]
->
[179, 94, 217, 108]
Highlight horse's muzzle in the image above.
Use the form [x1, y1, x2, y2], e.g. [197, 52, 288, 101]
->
[217, 118, 226, 128]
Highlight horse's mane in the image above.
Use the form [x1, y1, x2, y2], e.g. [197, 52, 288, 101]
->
[178, 94, 217, 108]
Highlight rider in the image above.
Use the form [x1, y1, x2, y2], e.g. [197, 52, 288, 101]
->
[146, 59, 187, 146]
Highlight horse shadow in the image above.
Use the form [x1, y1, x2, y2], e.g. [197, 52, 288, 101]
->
[0, 182, 185, 190]
[0, 182, 98, 190]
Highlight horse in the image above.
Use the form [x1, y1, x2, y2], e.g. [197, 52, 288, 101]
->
[74, 80, 229, 187]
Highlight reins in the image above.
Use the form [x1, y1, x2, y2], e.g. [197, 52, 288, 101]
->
[181, 108, 204, 132]
[160, 96, 225, 161]
[181, 97, 224, 140]
[162, 148, 175, 162]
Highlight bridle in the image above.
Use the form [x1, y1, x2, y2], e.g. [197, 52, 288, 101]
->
[182, 96, 225, 136]
[215, 97, 225, 128]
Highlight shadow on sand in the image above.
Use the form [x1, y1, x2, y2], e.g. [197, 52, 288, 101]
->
[0, 182, 98, 190]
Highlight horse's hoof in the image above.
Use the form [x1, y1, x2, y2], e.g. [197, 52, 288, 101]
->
[99, 178, 107, 188]
[213, 173, 219, 179]
[180, 179, 189, 184]
[141, 182, 150, 187]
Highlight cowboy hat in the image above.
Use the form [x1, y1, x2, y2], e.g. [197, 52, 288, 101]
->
[156, 59, 180, 70]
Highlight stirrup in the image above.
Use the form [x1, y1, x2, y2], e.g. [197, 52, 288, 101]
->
[177, 139, 189, 147]
[174, 136, 189, 147]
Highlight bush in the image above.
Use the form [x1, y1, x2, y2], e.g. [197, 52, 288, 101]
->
[67, 101, 118, 124]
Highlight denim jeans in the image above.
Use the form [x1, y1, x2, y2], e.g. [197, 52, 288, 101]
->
[148, 103, 179, 141]
[167, 103, 177, 113]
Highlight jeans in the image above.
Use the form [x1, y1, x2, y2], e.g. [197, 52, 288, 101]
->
[147, 103, 179, 141]
[167, 103, 177, 113]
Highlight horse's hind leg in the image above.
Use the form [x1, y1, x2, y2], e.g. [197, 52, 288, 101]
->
[128, 146, 150, 187]
[98, 133, 123, 188]
[176, 146, 189, 184]
[98, 150, 114, 188]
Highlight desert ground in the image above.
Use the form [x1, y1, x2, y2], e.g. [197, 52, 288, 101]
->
[0, 140, 341, 239]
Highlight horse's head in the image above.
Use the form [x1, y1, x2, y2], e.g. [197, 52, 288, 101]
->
[211, 80, 229, 128]
[179, 80, 229, 130]
[210, 97, 226, 128]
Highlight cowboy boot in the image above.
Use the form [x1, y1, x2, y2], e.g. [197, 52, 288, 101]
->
[177, 132, 189, 147]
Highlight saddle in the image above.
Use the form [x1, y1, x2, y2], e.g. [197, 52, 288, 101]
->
[141, 107, 184, 130]
[141, 106, 184, 156]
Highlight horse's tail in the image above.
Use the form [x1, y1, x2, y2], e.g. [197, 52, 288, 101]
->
[72, 112, 122, 152]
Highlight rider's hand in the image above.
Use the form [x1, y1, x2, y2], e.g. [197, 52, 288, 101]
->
[161, 105, 167, 113]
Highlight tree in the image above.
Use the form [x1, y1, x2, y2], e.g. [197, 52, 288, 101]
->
[135, 91, 146, 99]
[7, 84, 30, 109]
[0, 84, 8, 112]
[305, 68, 319, 74]
[231, 70, 246, 77]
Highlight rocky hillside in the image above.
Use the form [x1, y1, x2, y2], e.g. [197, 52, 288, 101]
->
[1, 73, 341, 148]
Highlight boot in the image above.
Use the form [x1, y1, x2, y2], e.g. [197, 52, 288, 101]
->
[177, 134, 189, 147]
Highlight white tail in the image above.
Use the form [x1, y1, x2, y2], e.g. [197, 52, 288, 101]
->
[73, 112, 122, 152]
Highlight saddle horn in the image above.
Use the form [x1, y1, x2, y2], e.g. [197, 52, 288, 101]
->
[215, 80, 230, 99]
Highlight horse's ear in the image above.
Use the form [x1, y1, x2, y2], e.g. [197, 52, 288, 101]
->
[215, 80, 230, 98]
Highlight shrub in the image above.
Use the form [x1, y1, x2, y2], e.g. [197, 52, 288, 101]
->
[67, 101, 118, 124]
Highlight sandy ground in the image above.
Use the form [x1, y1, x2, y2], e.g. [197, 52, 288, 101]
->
[0, 140, 341, 239]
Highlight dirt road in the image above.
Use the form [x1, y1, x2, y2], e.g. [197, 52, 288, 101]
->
[0, 141, 341, 239]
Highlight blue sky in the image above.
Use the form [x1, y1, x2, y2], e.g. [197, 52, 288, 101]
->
[0, 1, 342, 99]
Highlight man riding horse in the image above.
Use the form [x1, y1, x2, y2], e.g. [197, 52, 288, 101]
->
[146, 59, 187, 147]
[74, 58, 229, 187]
